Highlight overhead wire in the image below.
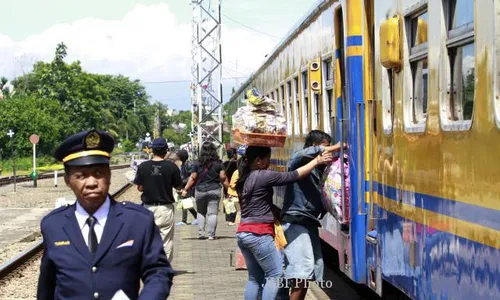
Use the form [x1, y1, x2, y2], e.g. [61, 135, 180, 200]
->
[222, 13, 281, 40]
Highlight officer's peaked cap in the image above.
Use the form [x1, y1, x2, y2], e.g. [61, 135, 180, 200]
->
[54, 130, 115, 166]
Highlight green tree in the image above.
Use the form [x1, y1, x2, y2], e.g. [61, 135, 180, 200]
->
[0, 96, 68, 158]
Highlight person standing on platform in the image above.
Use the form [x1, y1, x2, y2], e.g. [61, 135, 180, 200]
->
[37, 130, 174, 300]
[235, 146, 332, 300]
[281, 130, 345, 300]
[134, 138, 183, 262]
[223, 148, 238, 225]
[176, 149, 198, 226]
[181, 142, 228, 240]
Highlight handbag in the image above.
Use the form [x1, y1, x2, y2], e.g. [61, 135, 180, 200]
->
[274, 220, 287, 250]
[180, 197, 195, 210]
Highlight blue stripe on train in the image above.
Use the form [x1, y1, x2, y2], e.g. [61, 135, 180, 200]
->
[371, 181, 500, 231]
[375, 204, 500, 299]
[346, 35, 363, 47]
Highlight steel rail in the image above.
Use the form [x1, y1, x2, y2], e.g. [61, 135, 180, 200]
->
[0, 164, 131, 187]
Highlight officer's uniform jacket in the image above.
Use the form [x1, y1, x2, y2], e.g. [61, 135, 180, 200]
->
[37, 197, 174, 300]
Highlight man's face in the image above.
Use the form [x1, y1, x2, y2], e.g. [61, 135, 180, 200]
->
[65, 164, 111, 211]
[316, 139, 330, 147]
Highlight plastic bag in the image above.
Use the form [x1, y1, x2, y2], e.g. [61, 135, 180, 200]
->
[223, 198, 237, 214]
[321, 156, 350, 222]
[181, 197, 195, 210]
[274, 221, 288, 250]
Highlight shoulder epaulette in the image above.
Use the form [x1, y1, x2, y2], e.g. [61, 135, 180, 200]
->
[42, 204, 73, 221]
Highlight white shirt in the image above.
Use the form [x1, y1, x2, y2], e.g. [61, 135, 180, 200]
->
[75, 196, 110, 246]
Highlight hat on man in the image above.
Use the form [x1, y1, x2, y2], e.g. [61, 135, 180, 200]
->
[54, 129, 115, 166]
[151, 138, 168, 150]
[237, 145, 247, 156]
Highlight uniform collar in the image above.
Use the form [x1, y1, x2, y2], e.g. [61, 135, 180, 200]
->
[75, 196, 111, 230]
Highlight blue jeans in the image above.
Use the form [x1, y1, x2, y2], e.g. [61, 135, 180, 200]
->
[236, 232, 282, 300]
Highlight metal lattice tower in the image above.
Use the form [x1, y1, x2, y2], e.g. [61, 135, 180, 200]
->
[190, 0, 223, 158]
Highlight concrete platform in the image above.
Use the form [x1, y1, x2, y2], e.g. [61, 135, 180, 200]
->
[0, 208, 51, 248]
[169, 210, 330, 300]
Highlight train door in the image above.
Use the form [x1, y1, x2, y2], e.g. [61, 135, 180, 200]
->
[335, 1, 369, 283]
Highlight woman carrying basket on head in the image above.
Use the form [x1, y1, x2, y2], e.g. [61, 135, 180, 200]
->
[235, 146, 332, 300]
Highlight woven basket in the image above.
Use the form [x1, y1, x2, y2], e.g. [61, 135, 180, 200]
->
[232, 129, 286, 148]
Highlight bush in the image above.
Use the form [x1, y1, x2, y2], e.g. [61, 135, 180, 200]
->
[121, 140, 137, 152]
[0, 156, 59, 174]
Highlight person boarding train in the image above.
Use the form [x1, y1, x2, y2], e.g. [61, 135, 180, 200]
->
[37, 130, 174, 300]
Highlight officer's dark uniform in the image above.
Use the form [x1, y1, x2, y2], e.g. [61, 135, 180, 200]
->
[37, 130, 174, 300]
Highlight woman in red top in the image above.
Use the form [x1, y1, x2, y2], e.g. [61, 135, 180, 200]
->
[235, 146, 332, 300]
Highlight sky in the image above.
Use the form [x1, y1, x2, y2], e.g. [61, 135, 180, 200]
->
[0, 0, 318, 110]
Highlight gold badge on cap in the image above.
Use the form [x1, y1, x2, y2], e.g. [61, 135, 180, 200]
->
[85, 131, 100, 149]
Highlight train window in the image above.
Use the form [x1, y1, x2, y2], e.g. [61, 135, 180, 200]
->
[301, 70, 309, 132]
[275, 88, 280, 112]
[323, 59, 334, 133]
[405, 9, 428, 132]
[449, 0, 474, 30]
[312, 94, 320, 129]
[286, 80, 293, 135]
[293, 76, 300, 135]
[271, 91, 275, 101]
[382, 68, 394, 135]
[495, 1, 500, 128]
[442, 0, 475, 130]
[280, 84, 285, 116]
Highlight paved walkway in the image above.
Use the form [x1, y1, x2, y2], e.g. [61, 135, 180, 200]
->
[169, 209, 330, 300]
[169, 211, 246, 300]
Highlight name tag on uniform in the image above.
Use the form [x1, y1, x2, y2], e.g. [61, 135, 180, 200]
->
[54, 240, 70, 246]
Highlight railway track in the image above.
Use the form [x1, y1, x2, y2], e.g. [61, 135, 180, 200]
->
[0, 164, 131, 187]
[0, 182, 133, 281]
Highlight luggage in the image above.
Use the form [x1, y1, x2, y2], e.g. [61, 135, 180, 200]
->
[321, 155, 350, 222]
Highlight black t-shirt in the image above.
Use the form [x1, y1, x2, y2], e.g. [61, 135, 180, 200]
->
[134, 160, 183, 205]
[192, 160, 223, 192]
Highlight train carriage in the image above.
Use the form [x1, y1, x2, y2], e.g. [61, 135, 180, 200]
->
[227, 0, 500, 299]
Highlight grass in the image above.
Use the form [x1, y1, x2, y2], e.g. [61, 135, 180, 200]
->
[0, 154, 132, 177]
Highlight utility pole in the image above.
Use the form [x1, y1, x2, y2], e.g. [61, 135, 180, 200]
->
[190, 0, 224, 158]
[7, 129, 16, 192]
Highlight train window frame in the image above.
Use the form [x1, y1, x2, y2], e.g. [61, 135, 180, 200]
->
[404, 5, 429, 133]
[280, 83, 285, 116]
[495, 1, 500, 129]
[322, 54, 334, 134]
[286, 79, 293, 135]
[301, 68, 309, 133]
[440, 0, 475, 131]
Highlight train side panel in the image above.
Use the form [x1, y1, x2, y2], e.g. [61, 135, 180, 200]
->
[371, 0, 500, 299]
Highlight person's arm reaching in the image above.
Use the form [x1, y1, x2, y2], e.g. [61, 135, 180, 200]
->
[262, 152, 333, 187]
[296, 152, 333, 178]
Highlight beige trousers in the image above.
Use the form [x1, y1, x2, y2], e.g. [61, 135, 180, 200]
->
[144, 204, 175, 262]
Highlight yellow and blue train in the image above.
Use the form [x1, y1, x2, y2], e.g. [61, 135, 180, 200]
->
[227, 0, 500, 299]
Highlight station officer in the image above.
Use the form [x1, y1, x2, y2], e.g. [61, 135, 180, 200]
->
[37, 129, 174, 300]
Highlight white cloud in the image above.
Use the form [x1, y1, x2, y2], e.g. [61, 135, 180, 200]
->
[0, 3, 276, 83]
